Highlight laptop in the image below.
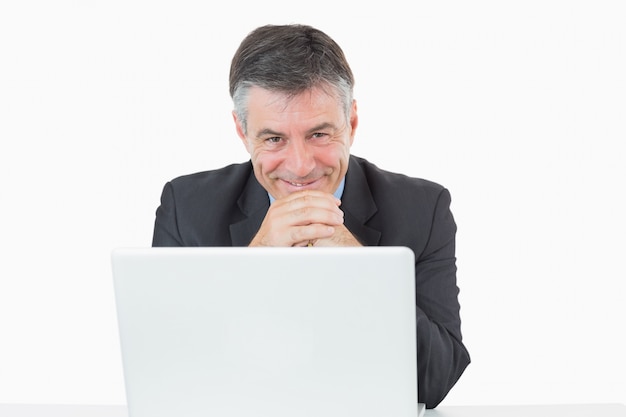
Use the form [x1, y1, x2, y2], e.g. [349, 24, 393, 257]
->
[111, 246, 425, 417]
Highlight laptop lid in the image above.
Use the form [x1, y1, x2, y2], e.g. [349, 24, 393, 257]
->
[112, 246, 419, 417]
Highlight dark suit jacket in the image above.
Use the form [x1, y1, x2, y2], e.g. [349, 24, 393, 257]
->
[152, 155, 470, 408]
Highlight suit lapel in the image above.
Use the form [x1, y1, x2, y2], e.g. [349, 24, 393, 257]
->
[341, 157, 381, 246]
[229, 172, 269, 246]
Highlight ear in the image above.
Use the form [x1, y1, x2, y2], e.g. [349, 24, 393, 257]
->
[232, 111, 250, 152]
[348, 99, 358, 146]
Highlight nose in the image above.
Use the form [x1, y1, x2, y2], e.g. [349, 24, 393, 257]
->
[284, 139, 316, 178]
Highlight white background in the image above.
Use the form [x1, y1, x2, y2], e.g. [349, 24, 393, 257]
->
[1, 0, 624, 407]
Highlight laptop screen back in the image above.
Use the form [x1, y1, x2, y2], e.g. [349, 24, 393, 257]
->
[112, 246, 418, 417]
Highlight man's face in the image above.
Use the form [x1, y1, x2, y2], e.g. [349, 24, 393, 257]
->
[234, 86, 358, 200]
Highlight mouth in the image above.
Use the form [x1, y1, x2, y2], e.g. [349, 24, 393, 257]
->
[287, 181, 313, 187]
[280, 178, 321, 190]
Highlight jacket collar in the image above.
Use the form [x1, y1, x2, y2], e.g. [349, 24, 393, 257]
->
[229, 171, 269, 246]
[341, 156, 381, 246]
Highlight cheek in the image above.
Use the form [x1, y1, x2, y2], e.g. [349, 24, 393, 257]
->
[316, 144, 350, 168]
[251, 150, 283, 174]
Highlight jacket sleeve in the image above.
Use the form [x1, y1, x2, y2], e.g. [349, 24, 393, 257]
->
[415, 188, 470, 408]
[151, 181, 184, 247]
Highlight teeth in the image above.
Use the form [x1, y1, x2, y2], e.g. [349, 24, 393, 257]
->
[289, 182, 306, 187]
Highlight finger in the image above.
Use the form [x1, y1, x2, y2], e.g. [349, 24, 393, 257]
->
[282, 193, 343, 219]
[281, 190, 341, 209]
[285, 204, 343, 227]
[291, 224, 336, 245]
[264, 197, 343, 228]
[282, 189, 341, 202]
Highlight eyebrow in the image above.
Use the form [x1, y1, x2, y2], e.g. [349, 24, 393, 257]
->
[256, 128, 283, 139]
[255, 122, 337, 139]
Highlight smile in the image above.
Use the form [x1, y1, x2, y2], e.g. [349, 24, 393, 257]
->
[281, 178, 320, 188]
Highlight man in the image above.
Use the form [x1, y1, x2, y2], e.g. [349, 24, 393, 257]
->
[152, 24, 470, 408]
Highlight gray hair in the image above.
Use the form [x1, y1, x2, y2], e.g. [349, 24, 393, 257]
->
[229, 24, 355, 134]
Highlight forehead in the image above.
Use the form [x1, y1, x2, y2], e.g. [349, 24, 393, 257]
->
[246, 85, 343, 117]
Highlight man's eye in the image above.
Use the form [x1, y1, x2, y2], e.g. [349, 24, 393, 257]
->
[310, 133, 331, 142]
[266, 137, 282, 144]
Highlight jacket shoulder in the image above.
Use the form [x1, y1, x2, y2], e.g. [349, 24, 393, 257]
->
[167, 161, 254, 196]
[350, 155, 447, 198]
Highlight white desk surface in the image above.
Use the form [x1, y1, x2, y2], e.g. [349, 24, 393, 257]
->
[426, 404, 626, 416]
[0, 403, 624, 416]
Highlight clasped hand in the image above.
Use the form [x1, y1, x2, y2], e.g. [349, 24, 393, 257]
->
[248, 190, 361, 247]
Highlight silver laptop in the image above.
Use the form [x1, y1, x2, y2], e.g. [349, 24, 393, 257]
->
[111, 246, 424, 417]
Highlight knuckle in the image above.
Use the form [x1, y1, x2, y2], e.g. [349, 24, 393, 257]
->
[290, 227, 306, 242]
